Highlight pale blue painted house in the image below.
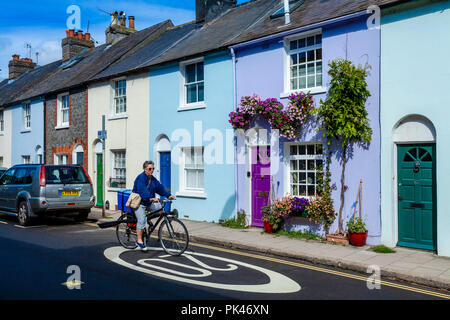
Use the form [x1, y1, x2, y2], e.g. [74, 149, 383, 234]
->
[380, 0, 450, 256]
[148, 0, 274, 222]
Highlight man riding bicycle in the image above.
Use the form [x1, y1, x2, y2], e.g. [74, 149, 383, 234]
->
[133, 160, 175, 251]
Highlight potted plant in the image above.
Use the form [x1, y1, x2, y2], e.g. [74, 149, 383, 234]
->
[346, 217, 368, 246]
[262, 195, 293, 233]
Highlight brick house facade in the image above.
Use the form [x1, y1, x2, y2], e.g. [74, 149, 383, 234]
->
[45, 86, 89, 170]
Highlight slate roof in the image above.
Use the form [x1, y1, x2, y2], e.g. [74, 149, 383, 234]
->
[0, 0, 406, 107]
[90, 21, 199, 82]
[0, 20, 172, 107]
[225, 0, 405, 46]
[145, 0, 403, 66]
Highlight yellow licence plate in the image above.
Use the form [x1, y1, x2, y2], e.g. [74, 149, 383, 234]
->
[62, 190, 80, 196]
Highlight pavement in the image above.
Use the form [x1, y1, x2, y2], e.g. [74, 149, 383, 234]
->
[90, 207, 450, 292]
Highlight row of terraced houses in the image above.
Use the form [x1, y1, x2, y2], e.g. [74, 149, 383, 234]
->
[0, 0, 449, 256]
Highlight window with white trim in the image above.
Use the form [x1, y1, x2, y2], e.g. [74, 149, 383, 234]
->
[287, 33, 322, 91]
[182, 147, 204, 191]
[111, 150, 126, 188]
[180, 59, 205, 109]
[58, 94, 70, 126]
[287, 143, 323, 197]
[22, 155, 31, 164]
[114, 80, 127, 114]
[54, 154, 68, 165]
[0, 109, 4, 132]
[23, 103, 31, 130]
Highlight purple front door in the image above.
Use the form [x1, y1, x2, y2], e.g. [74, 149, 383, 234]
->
[251, 146, 271, 227]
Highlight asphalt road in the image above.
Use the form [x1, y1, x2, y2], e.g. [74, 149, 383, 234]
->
[0, 213, 449, 305]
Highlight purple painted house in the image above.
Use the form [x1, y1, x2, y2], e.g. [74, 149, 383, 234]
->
[228, 0, 397, 245]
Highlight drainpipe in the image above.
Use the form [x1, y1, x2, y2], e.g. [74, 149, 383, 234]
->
[284, 0, 290, 25]
[230, 47, 239, 217]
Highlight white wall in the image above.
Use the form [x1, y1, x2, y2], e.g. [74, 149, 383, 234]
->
[0, 108, 12, 168]
[88, 72, 150, 209]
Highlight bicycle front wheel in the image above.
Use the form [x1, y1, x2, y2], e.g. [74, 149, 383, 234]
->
[158, 217, 189, 256]
[116, 214, 138, 249]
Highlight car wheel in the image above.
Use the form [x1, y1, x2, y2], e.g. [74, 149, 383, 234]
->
[18, 201, 31, 226]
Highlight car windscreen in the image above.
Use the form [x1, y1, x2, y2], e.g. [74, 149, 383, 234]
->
[45, 166, 89, 185]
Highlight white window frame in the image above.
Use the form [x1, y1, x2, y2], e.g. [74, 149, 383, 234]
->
[179, 57, 206, 111]
[282, 28, 326, 98]
[109, 150, 126, 190]
[284, 142, 324, 198]
[0, 109, 4, 133]
[114, 79, 127, 115]
[54, 154, 68, 165]
[176, 146, 207, 198]
[23, 103, 31, 130]
[22, 155, 31, 164]
[56, 93, 70, 129]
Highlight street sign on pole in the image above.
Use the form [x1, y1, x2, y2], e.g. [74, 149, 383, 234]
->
[101, 115, 106, 218]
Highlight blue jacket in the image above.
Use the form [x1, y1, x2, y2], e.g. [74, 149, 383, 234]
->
[132, 171, 171, 207]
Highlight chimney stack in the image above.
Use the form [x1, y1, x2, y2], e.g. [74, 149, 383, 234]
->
[129, 16, 135, 29]
[8, 54, 36, 80]
[196, 0, 237, 24]
[105, 11, 137, 44]
[61, 29, 95, 62]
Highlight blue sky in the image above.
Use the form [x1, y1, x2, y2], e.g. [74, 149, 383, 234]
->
[0, 0, 249, 80]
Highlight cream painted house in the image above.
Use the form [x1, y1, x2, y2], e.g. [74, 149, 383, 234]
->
[0, 107, 12, 168]
[88, 72, 150, 209]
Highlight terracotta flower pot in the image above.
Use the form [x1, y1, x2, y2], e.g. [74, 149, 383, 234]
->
[348, 231, 368, 246]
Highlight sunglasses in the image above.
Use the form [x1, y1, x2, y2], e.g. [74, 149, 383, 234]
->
[146, 167, 155, 171]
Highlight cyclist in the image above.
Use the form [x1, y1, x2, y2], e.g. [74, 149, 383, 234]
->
[132, 160, 175, 251]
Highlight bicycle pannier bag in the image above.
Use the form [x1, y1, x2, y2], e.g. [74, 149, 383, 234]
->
[126, 192, 141, 210]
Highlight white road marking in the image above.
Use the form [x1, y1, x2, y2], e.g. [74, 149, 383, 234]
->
[104, 246, 301, 294]
[0, 221, 8, 225]
[14, 225, 45, 229]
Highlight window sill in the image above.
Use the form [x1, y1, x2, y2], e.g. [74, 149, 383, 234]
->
[280, 87, 327, 98]
[55, 124, 70, 130]
[0, 132, 4, 136]
[20, 129, 31, 133]
[108, 113, 128, 121]
[177, 102, 206, 112]
[176, 190, 207, 199]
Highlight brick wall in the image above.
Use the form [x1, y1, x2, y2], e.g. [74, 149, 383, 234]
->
[45, 86, 89, 170]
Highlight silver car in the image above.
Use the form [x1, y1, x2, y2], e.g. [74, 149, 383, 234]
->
[0, 164, 95, 226]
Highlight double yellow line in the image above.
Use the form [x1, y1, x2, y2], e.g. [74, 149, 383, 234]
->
[190, 241, 450, 300]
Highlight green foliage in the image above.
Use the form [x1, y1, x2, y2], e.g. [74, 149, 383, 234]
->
[346, 217, 367, 233]
[371, 245, 396, 254]
[315, 59, 372, 148]
[273, 229, 323, 241]
[222, 210, 248, 229]
[312, 151, 336, 234]
[314, 59, 373, 234]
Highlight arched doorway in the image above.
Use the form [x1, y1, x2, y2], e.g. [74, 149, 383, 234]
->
[393, 115, 436, 250]
[72, 144, 84, 167]
[35, 145, 43, 164]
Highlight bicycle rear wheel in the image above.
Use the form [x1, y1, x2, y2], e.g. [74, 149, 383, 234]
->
[158, 217, 189, 256]
[116, 214, 138, 249]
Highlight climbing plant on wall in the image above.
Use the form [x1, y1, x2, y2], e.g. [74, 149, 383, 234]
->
[314, 58, 372, 235]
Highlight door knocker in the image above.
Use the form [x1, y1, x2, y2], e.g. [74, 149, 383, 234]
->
[413, 161, 421, 173]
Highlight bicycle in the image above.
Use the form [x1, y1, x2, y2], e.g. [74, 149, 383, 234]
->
[115, 199, 189, 256]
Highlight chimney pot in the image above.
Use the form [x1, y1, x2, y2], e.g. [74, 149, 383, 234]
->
[120, 15, 126, 27]
[84, 32, 91, 41]
[9, 55, 36, 79]
[69, 29, 75, 37]
[129, 16, 135, 29]
[12, 54, 20, 60]
[111, 12, 118, 25]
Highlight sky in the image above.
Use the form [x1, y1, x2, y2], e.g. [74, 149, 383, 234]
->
[0, 0, 249, 80]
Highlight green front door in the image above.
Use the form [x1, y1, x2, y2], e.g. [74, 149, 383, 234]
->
[96, 154, 103, 207]
[397, 144, 437, 250]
